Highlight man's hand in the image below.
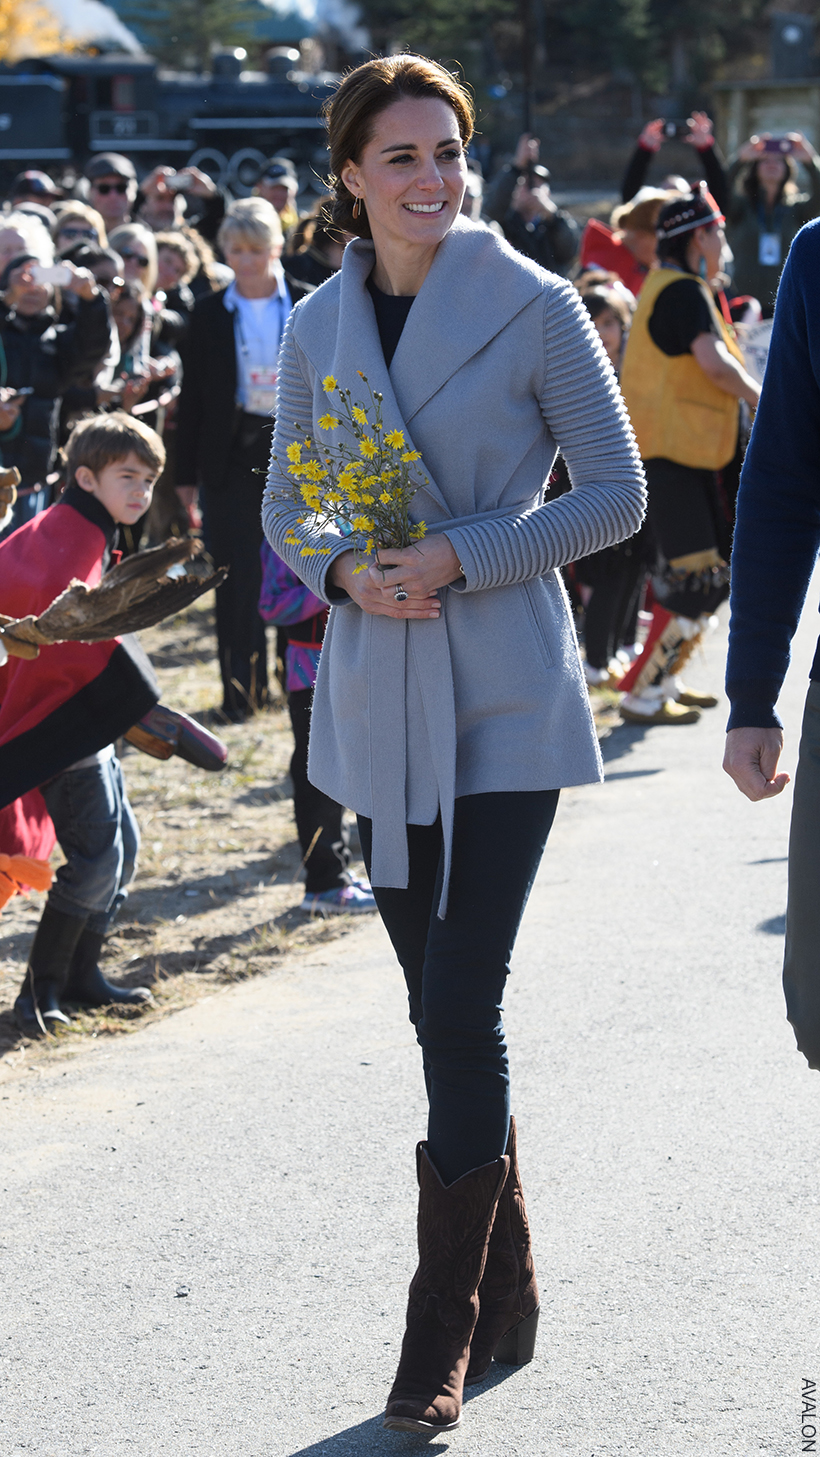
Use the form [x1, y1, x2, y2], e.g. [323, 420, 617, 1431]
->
[723, 726, 790, 801]
[141, 165, 176, 198]
[513, 133, 540, 171]
[176, 166, 217, 198]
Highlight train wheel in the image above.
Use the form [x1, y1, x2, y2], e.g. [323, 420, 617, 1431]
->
[227, 147, 268, 197]
[188, 147, 229, 187]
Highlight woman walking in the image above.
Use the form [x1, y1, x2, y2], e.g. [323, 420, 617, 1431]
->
[263, 55, 645, 1433]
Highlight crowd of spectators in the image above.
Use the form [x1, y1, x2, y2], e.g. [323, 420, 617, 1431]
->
[0, 108, 815, 743]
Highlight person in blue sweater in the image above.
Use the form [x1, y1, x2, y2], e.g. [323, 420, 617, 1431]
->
[723, 217, 820, 1070]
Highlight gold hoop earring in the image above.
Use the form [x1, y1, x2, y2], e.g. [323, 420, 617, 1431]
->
[352, 196, 362, 219]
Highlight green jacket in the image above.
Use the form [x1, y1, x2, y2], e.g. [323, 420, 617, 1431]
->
[725, 157, 820, 315]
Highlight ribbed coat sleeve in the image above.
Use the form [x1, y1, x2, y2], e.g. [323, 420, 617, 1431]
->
[263, 309, 353, 603]
[444, 284, 645, 592]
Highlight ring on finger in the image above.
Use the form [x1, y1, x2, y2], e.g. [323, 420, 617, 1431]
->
[393, 584, 408, 602]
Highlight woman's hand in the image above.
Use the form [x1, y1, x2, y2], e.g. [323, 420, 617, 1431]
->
[739, 134, 766, 163]
[329, 535, 462, 619]
[788, 132, 817, 164]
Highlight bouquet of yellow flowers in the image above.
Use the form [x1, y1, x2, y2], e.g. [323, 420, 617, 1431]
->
[270, 372, 428, 574]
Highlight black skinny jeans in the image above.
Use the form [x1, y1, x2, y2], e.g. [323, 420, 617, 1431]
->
[358, 790, 559, 1185]
[288, 688, 350, 894]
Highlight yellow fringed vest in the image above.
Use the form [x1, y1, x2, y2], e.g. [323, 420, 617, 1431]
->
[620, 267, 745, 471]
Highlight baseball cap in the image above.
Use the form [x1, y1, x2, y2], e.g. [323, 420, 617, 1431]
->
[261, 156, 297, 183]
[9, 170, 62, 200]
[85, 153, 137, 183]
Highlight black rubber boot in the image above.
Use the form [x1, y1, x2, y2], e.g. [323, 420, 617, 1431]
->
[13, 905, 87, 1038]
[63, 928, 153, 1008]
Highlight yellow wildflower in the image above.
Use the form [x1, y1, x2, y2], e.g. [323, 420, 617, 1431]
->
[288, 463, 306, 477]
[359, 437, 378, 459]
[401, 450, 421, 462]
[300, 546, 317, 556]
[384, 429, 405, 449]
[410, 522, 427, 540]
[352, 406, 368, 426]
[379, 492, 392, 504]
[286, 441, 302, 463]
[325, 491, 342, 504]
[353, 561, 369, 574]
[318, 414, 340, 431]
[361, 474, 379, 488]
[303, 461, 328, 482]
[361, 494, 375, 505]
[318, 547, 332, 555]
[365, 538, 374, 552]
[322, 375, 337, 393]
[352, 515, 375, 532]
[380, 469, 397, 482]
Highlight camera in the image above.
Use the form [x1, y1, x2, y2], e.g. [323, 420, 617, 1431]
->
[662, 120, 690, 141]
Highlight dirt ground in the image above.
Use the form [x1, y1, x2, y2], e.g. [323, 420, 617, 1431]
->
[0, 593, 366, 1078]
[0, 591, 621, 1079]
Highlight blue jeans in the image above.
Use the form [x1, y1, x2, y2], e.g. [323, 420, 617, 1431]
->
[40, 755, 140, 934]
[358, 790, 559, 1184]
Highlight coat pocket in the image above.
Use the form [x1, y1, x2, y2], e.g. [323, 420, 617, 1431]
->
[520, 578, 555, 671]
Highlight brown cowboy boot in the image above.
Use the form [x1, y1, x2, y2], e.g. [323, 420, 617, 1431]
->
[465, 1116, 540, 1385]
[383, 1143, 509, 1434]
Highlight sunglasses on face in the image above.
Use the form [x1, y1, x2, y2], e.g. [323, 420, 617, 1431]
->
[59, 226, 98, 241]
[120, 251, 149, 268]
[92, 181, 129, 196]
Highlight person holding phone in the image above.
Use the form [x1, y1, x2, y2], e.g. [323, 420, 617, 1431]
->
[725, 131, 820, 316]
[0, 253, 110, 540]
[485, 132, 579, 275]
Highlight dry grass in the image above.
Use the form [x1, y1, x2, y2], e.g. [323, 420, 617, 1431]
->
[0, 593, 366, 1077]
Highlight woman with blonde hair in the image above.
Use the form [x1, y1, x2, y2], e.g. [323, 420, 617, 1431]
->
[263, 52, 644, 1433]
[108, 222, 157, 297]
[52, 201, 107, 254]
[176, 196, 304, 720]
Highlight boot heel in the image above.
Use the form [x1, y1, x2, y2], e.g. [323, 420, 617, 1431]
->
[493, 1304, 540, 1367]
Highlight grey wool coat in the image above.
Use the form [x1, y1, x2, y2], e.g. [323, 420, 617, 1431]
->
[263, 217, 646, 915]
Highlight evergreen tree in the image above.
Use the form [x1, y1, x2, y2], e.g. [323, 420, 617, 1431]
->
[121, 0, 259, 71]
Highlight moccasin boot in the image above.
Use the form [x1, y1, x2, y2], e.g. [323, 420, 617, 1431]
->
[63, 929, 153, 1007]
[383, 1144, 509, 1434]
[13, 905, 87, 1038]
[465, 1116, 540, 1385]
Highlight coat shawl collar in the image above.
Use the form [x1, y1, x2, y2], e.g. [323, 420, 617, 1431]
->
[319, 219, 547, 916]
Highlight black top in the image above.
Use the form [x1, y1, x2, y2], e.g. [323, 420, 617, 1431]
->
[367, 276, 414, 368]
[648, 276, 717, 356]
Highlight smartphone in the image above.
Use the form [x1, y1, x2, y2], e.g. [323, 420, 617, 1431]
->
[31, 263, 72, 286]
[764, 136, 795, 154]
[663, 120, 690, 140]
[166, 174, 191, 192]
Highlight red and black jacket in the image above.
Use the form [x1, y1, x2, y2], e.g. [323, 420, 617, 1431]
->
[0, 487, 159, 854]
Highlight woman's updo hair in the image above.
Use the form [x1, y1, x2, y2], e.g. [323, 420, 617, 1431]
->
[325, 54, 474, 240]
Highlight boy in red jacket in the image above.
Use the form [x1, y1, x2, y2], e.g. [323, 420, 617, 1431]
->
[0, 413, 165, 1036]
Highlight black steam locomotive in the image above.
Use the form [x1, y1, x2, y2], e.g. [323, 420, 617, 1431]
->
[0, 49, 335, 191]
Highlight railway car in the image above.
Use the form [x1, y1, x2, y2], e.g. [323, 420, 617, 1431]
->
[0, 48, 334, 192]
